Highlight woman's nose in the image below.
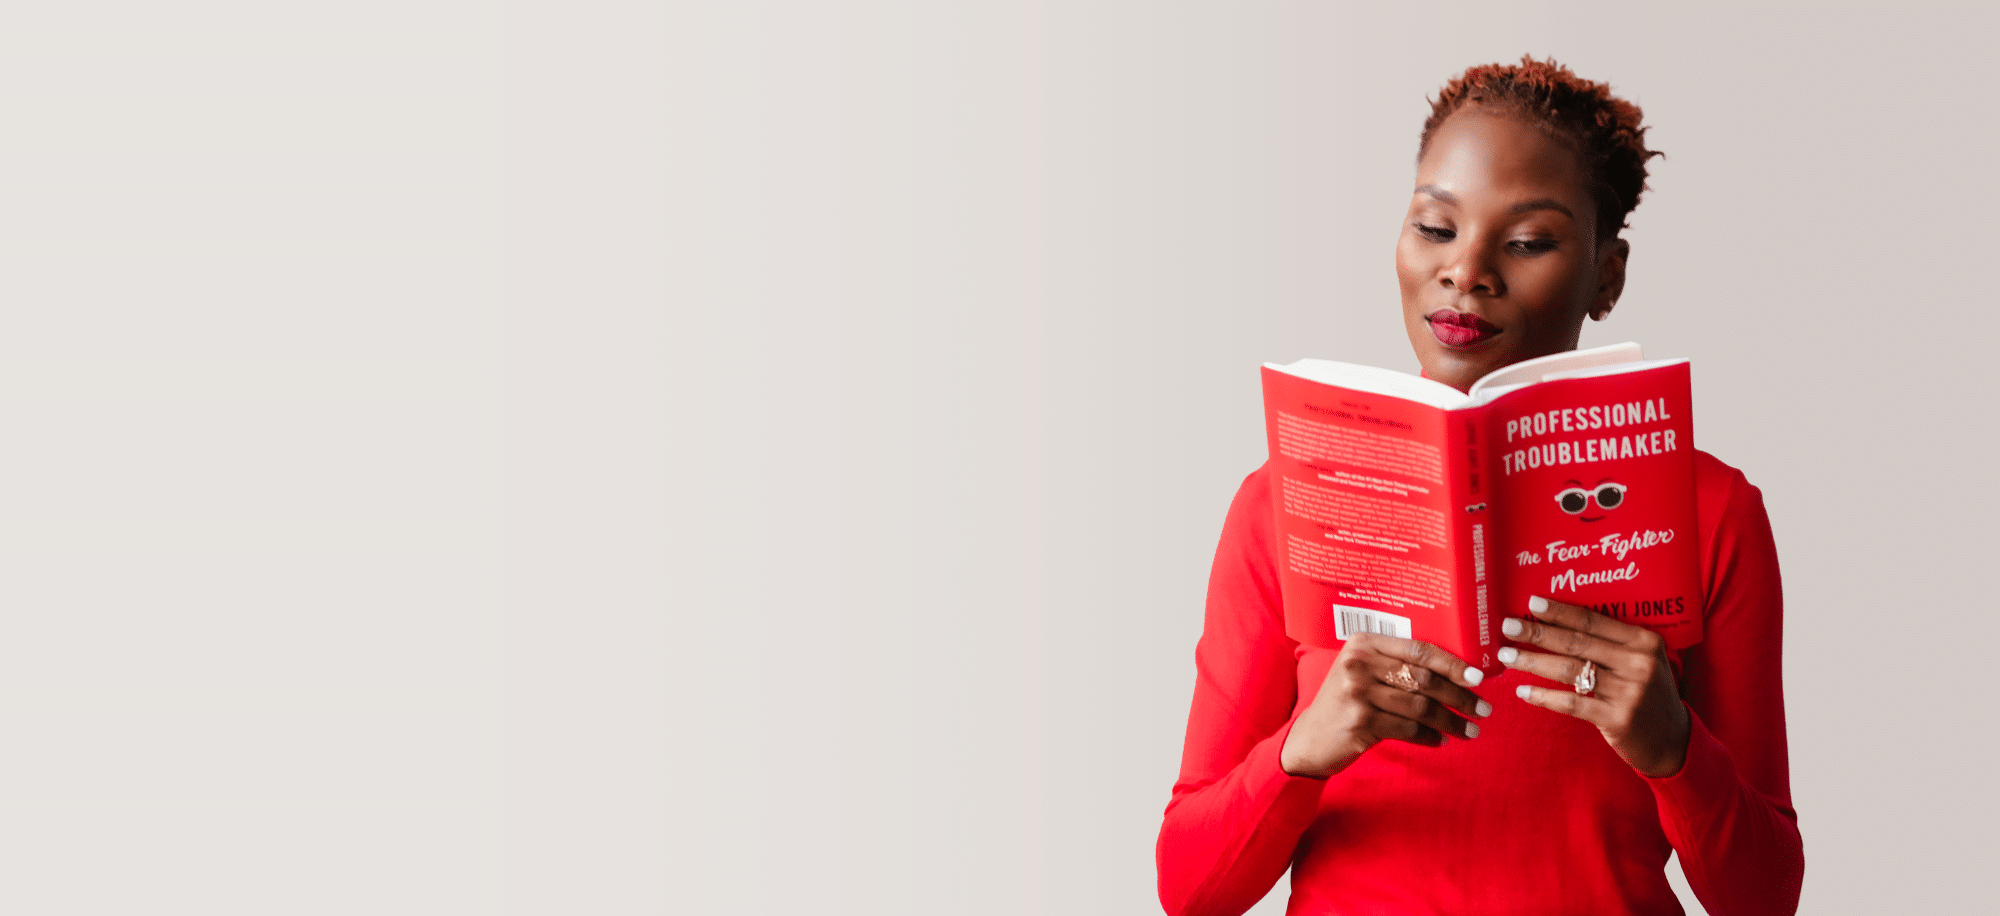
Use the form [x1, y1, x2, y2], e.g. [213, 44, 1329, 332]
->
[1440, 245, 1505, 296]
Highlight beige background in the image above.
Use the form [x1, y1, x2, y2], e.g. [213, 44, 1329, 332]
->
[1, 1, 1992, 914]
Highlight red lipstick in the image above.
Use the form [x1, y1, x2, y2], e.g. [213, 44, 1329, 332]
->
[1425, 309, 1502, 348]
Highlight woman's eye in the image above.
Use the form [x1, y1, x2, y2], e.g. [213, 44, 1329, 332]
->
[1415, 224, 1455, 242]
[1509, 238, 1558, 254]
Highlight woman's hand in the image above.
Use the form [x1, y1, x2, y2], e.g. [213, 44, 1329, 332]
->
[1279, 633, 1490, 779]
[1499, 596, 1691, 778]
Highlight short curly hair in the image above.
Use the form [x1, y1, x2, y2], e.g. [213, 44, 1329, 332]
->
[1419, 56, 1661, 240]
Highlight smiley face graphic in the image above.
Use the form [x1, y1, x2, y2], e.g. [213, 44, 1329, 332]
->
[1554, 479, 1626, 522]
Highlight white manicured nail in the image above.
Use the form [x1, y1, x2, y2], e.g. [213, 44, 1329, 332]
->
[1475, 699, 1493, 717]
[1497, 647, 1519, 664]
[1463, 722, 1480, 739]
[1516, 684, 1534, 700]
[1463, 667, 1484, 686]
[1528, 596, 1550, 614]
[1501, 618, 1524, 638]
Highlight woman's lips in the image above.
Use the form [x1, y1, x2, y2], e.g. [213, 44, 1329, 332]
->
[1425, 309, 1502, 348]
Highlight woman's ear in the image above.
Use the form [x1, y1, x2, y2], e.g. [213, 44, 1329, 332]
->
[1589, 237, 1629, 321]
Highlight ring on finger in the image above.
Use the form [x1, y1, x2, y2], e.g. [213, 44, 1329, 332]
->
[1573, 660, 1596, 697]
[1385, 663, 1421, 692]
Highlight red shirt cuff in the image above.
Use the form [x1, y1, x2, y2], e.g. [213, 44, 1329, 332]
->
[1641, 707, 1734, 825]
[1247, 715, 1333, 814]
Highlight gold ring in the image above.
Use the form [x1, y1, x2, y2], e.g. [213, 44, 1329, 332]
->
[1386, 663, 1421, 692]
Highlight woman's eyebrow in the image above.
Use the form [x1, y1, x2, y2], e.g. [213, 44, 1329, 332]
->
[1414, 184, 1457, 204]
[1508, 197, 1573, 217]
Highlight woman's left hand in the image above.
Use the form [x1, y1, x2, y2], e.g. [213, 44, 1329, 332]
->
[1498, 596, 1691, 778]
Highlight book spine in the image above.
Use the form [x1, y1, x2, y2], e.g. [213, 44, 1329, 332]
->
[1447, 407, 1496, 675]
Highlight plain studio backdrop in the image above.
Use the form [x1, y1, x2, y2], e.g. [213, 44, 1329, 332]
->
[0, 1, 1993, 914]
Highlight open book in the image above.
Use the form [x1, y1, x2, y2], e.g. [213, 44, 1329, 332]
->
[1260, 343, 1701, 676]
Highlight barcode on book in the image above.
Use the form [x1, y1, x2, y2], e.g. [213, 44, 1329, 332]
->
[1334, 605, 1412, 640]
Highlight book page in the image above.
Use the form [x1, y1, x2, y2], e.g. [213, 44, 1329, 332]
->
[1264, 359, 1470, 410]
[1465, 341, 1642, 402]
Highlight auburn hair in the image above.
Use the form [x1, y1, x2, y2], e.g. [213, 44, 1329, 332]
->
[1420, 56, 1661, 240]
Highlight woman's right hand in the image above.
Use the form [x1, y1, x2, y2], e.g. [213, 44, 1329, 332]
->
[1278, 633, 1492, 778]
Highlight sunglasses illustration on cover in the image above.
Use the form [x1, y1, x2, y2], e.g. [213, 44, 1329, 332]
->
[1555, 481, 1625, 521]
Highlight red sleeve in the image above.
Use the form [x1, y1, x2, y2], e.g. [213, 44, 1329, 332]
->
[1156, 468, 1327, 916]
[1643, 466, 1805, 915]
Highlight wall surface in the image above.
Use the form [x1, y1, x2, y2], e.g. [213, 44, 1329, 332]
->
[2, 2, 1992, 914]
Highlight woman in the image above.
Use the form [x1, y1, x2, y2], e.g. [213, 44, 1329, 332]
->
[1156, 59, 1803, 915]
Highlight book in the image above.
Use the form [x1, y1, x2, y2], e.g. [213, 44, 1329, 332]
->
[1260, 343, 1701, 676]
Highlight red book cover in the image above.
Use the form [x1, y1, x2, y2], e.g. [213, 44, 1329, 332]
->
[1261, 344, 1701, 676]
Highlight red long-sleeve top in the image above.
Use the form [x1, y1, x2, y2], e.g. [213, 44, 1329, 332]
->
[1158, 451, 1802, 915]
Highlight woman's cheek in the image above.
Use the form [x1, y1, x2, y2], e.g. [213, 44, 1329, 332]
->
[1392, 249, 1420, 297]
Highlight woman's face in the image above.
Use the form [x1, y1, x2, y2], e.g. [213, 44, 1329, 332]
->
[1396, 106, 1628, 392]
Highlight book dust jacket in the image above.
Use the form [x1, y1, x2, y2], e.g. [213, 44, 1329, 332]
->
[1263, 360, 1701, 675]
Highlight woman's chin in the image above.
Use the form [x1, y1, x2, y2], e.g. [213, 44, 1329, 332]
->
[1416, 345, 1503, 392]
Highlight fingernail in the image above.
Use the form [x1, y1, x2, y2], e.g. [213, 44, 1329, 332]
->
[1463, 667, 1484, 686]
[1475, 699, 1493, 717]
[1501, 618, 1524, 638]
[1515, 684, 1533, 700]
[1463, 722, 1480, 739]
[1497, 647, 1519, 664]
[1528, 596, 1550, 615]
